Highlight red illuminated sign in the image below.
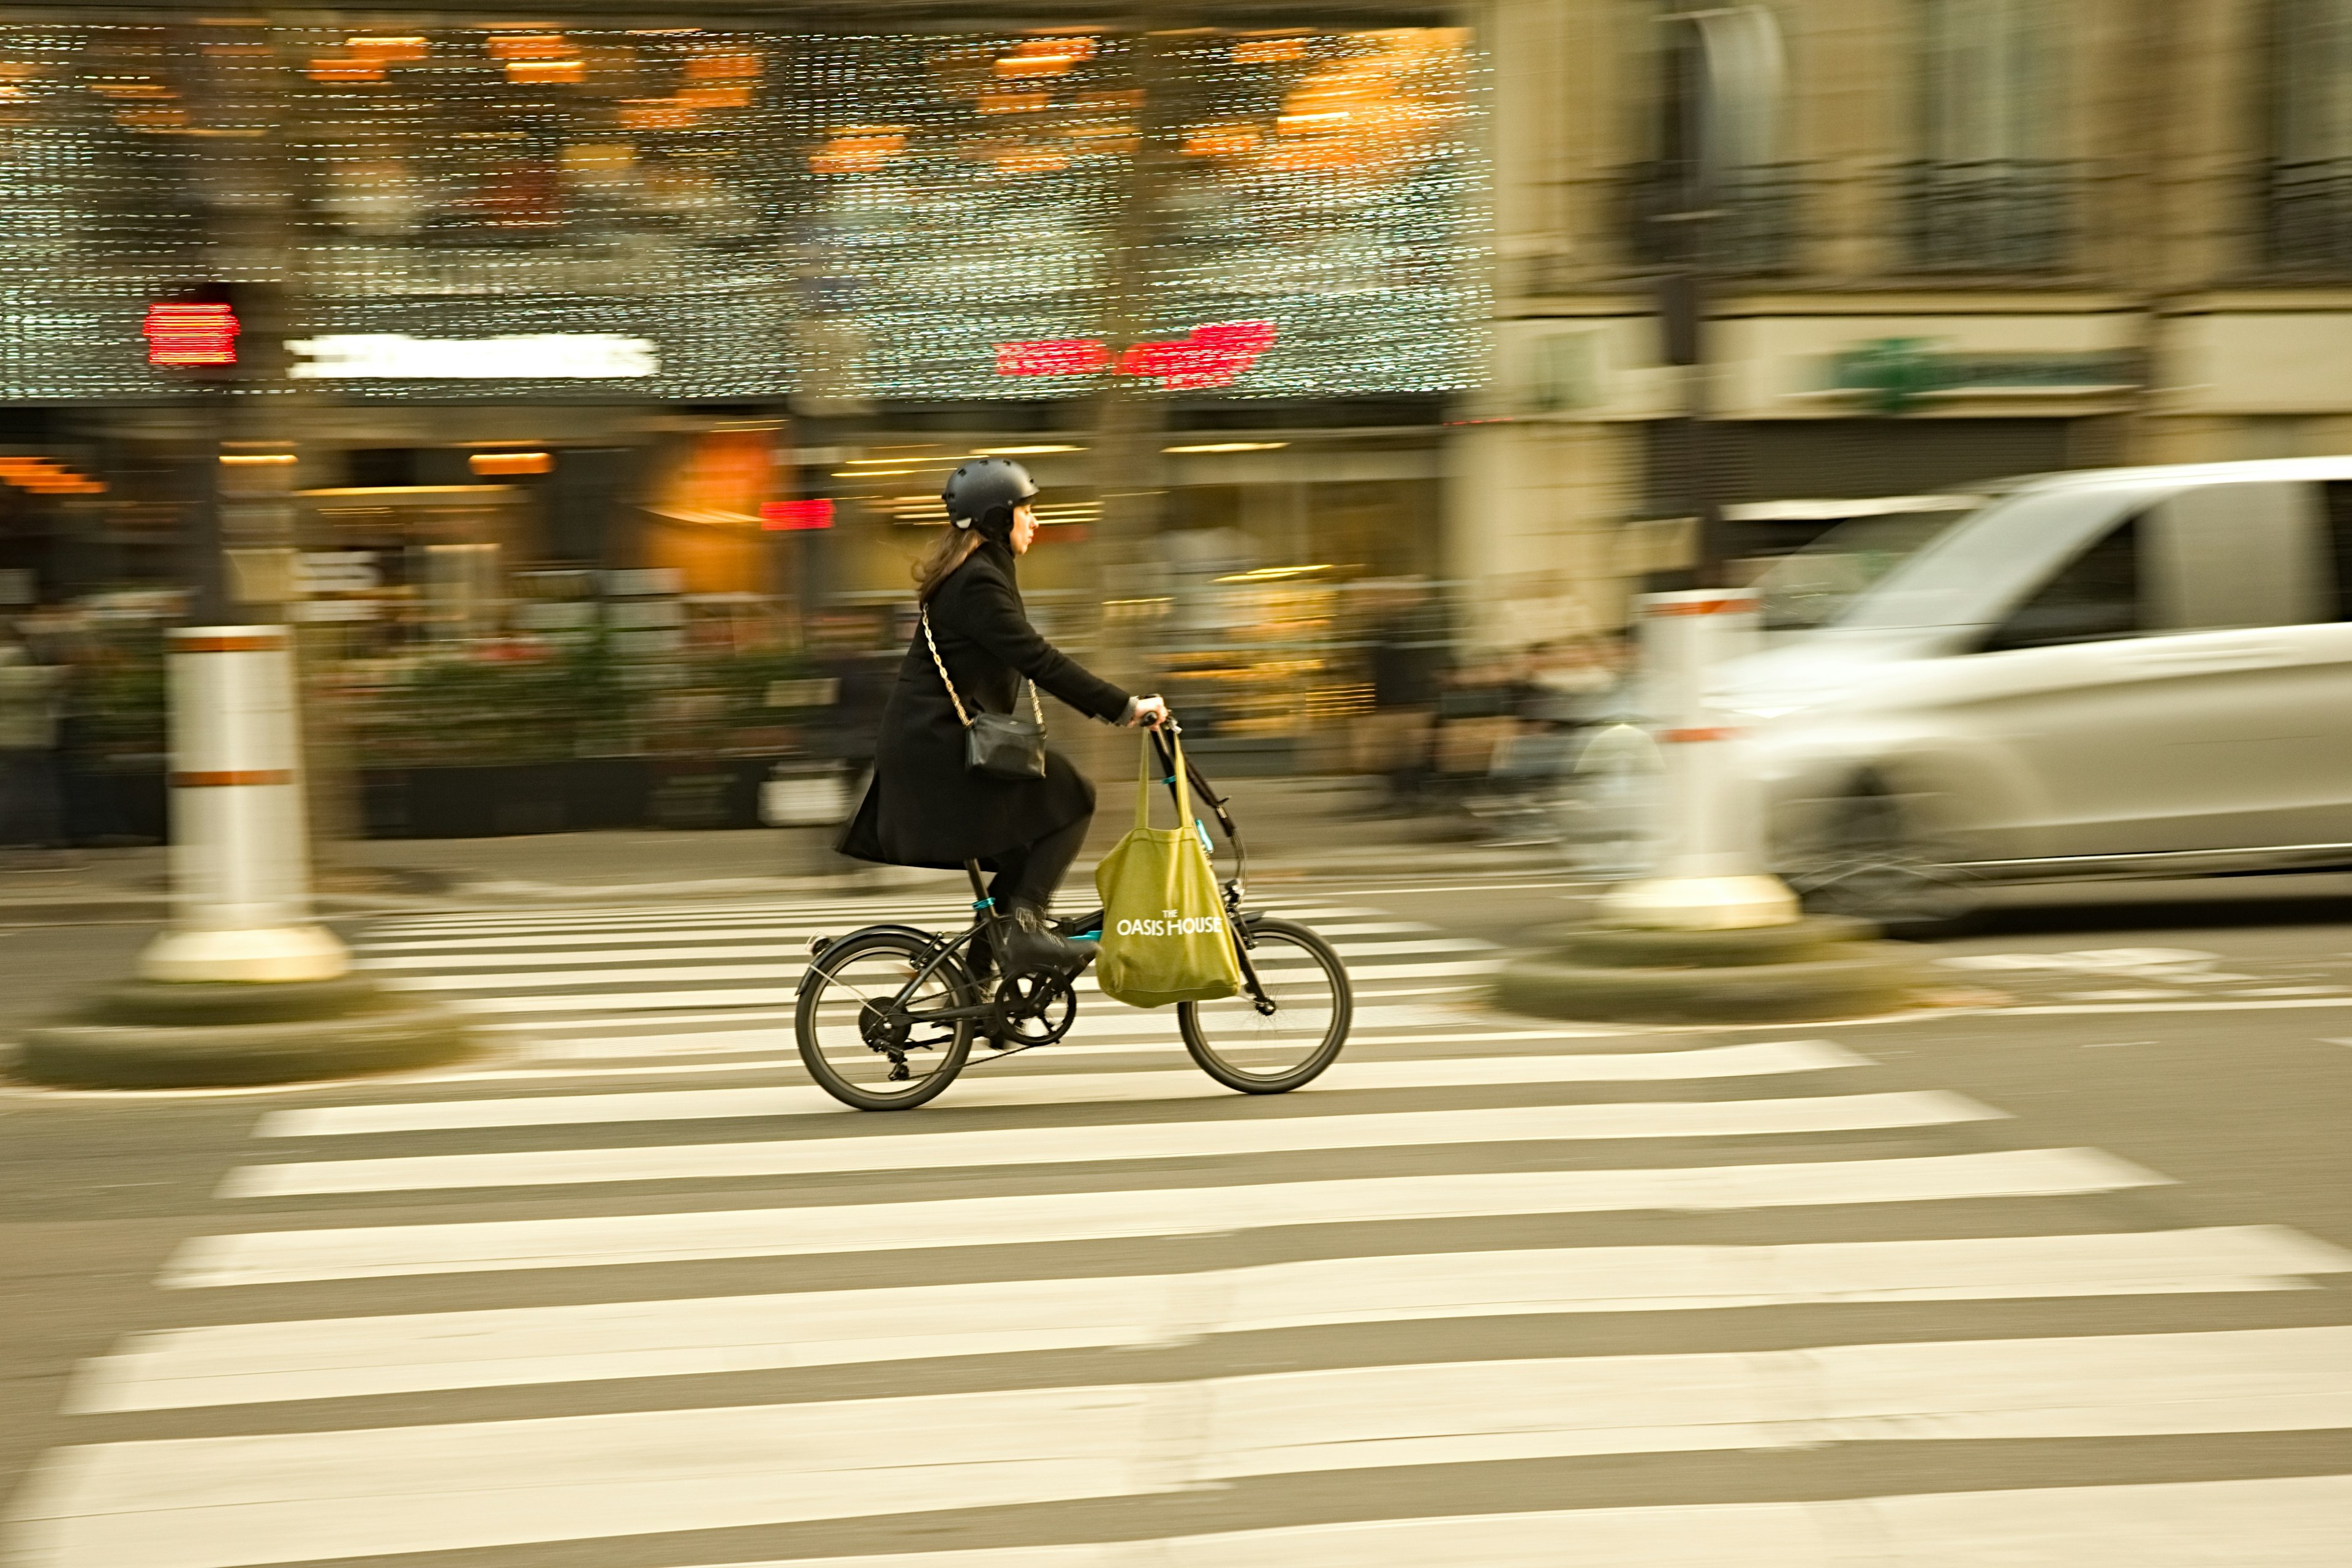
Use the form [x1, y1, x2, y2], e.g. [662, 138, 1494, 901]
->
[760, 499, 835, 531]
[996, 320, 1276, 390]
[143, 303, 239, 367]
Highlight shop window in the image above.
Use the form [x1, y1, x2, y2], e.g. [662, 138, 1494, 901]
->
[1981, 516, 2141, 651]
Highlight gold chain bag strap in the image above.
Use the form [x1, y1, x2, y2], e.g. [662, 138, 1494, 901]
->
[922, 606, 1047, 780]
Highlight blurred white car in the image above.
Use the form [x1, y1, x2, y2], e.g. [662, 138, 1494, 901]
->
[1715, 458, 2352, 930]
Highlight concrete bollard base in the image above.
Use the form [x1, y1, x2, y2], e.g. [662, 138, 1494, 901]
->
[1493, 916, 1931, 1025]
[15, 976, 475, 1089]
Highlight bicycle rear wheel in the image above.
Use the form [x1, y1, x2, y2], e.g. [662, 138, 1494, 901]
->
[1178, 916, 1352, 1093]
[796, 930, 974, 1110]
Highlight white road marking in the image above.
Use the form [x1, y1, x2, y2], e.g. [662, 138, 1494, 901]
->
[20, 1329, 2348, 1568]
[162, 1149, 2164, 1288]
[358, 919, 1445, 961]
[2000, 997, 2352, 1016]
[378, 954, 1498, 999]
[73, 1228, 2349, 1412]
[652, 1475, 2352, 1567]
[255, 1041, 1869, 1137]
[221, 1092, 2002, 1197]
[360, 903, 1395, 941]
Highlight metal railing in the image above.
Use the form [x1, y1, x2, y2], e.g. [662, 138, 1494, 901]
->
[2261, 159, 2352, 274]
[1897, 159, 2076, 273]
[1620, 161, 1803, 275]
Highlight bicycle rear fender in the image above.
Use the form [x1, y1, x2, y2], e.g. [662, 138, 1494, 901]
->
[795, 924, 951, 995]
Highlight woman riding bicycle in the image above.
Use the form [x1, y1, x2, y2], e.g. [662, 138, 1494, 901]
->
[837, 457, 1168, 977]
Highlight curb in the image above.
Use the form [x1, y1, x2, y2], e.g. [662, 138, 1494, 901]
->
[13, 976, 476, 1090]
[1493, 949, 1926, 1025]
[1492, 916, 1932, 1025]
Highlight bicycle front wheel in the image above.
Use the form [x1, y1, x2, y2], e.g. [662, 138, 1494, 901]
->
[1178, 917, 1352, 1093]
[796, 930, 974, 1110]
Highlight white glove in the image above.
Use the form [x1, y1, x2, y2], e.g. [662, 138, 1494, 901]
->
[1129, 695, 1170, 728]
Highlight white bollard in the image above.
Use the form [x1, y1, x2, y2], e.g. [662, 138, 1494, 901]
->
[137, 626, 351, 983]
[1600, 589, 1799, 930]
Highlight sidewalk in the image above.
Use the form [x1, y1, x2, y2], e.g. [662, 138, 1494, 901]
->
[0, 776, 1556, 922]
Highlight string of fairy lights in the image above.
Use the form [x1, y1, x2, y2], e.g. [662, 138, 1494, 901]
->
[0, 21, 1483, 404]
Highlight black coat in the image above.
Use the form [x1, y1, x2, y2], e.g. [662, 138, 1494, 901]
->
[838, 540, 1131, 869]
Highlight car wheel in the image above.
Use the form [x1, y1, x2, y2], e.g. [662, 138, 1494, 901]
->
[1782, 785, 1985, 939]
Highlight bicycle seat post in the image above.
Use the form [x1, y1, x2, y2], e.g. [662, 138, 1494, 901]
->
[963, 860, 991, 911]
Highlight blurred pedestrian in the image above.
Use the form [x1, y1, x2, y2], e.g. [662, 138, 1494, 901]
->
[1357, 578, 1450, 811]
[0, 625, 69, 859]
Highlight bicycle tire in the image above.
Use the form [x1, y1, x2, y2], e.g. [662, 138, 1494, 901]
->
[1178, 917, 1353, 1093]
[796, 929, 975, 1110]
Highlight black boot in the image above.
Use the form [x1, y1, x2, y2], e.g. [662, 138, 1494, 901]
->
[998, 902, 1094, 976]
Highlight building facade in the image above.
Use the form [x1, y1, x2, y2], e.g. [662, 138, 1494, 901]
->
[1462, 0, 2352, 643]
[6, 4, 2351, 675]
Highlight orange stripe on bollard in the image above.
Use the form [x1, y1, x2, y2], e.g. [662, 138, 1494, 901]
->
[1646, 597, 1755, 617]
[174, 633, 287, 653]
[1659, 726, 1741, 743]
[171, 769, 294, 788]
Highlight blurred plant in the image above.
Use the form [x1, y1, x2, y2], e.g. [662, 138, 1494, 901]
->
[344, 634, 820, 767]
[72, 630, 168, 760]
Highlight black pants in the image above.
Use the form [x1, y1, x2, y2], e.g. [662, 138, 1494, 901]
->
[980, 811, 1090, 913]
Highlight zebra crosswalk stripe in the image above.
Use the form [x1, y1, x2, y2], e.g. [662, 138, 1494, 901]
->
[162, 1150, 2165, 1289]
[69, 1228, 2350, 1414]
[655, 1476, 2352, 1568]
[20, 1331, 2352, 1568]
[252, 1042, 1872, 1136]
[219, 1091, 2005, 1196]
[345, 899, 1499, 1031]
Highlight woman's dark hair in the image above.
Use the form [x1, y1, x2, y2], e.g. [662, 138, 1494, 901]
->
[912, 528, 981, 601]
[911, 503, 1016, 600]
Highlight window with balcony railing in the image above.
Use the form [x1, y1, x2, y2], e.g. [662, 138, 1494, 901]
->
[2265, 1, 2352, 272]
[1621, 161, 1803, 276]
[1905, 0, 2069, 271]
[1899, 158, 2075, 272]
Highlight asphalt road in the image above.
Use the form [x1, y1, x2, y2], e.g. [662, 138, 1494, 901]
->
[3, 862, 2348, 1565]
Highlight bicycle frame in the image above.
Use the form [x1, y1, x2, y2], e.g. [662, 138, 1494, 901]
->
[807, 723, 1277, 1037]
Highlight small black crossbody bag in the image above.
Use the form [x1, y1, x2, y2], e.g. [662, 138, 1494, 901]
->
[922, 608, 1047, 780]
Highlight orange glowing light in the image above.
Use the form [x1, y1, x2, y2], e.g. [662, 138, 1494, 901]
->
[684, 52, 761, 80]
[810, 129, 904, 175]
[486, 33, 571, 59]
[307, 58, 383, 83]
[469, 451, 554, 476]
[505, 58, 585, 85]
[1232, 36, 1308, 64]
[1182, 123, 1261, 157]
[993, 36, 1095, 77]
[678, 83, 750, 108]
[347, 36, 427, 61]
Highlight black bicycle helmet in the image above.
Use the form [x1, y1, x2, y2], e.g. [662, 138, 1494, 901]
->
[941, 457, 1039, 530]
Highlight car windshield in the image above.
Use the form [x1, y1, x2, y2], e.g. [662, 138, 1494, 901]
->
[1828, 484, 2135, 632]
[1752, 510, 1974, 631]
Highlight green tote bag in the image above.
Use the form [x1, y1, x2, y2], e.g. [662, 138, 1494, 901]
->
[1092, 731, 1245, 1009]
